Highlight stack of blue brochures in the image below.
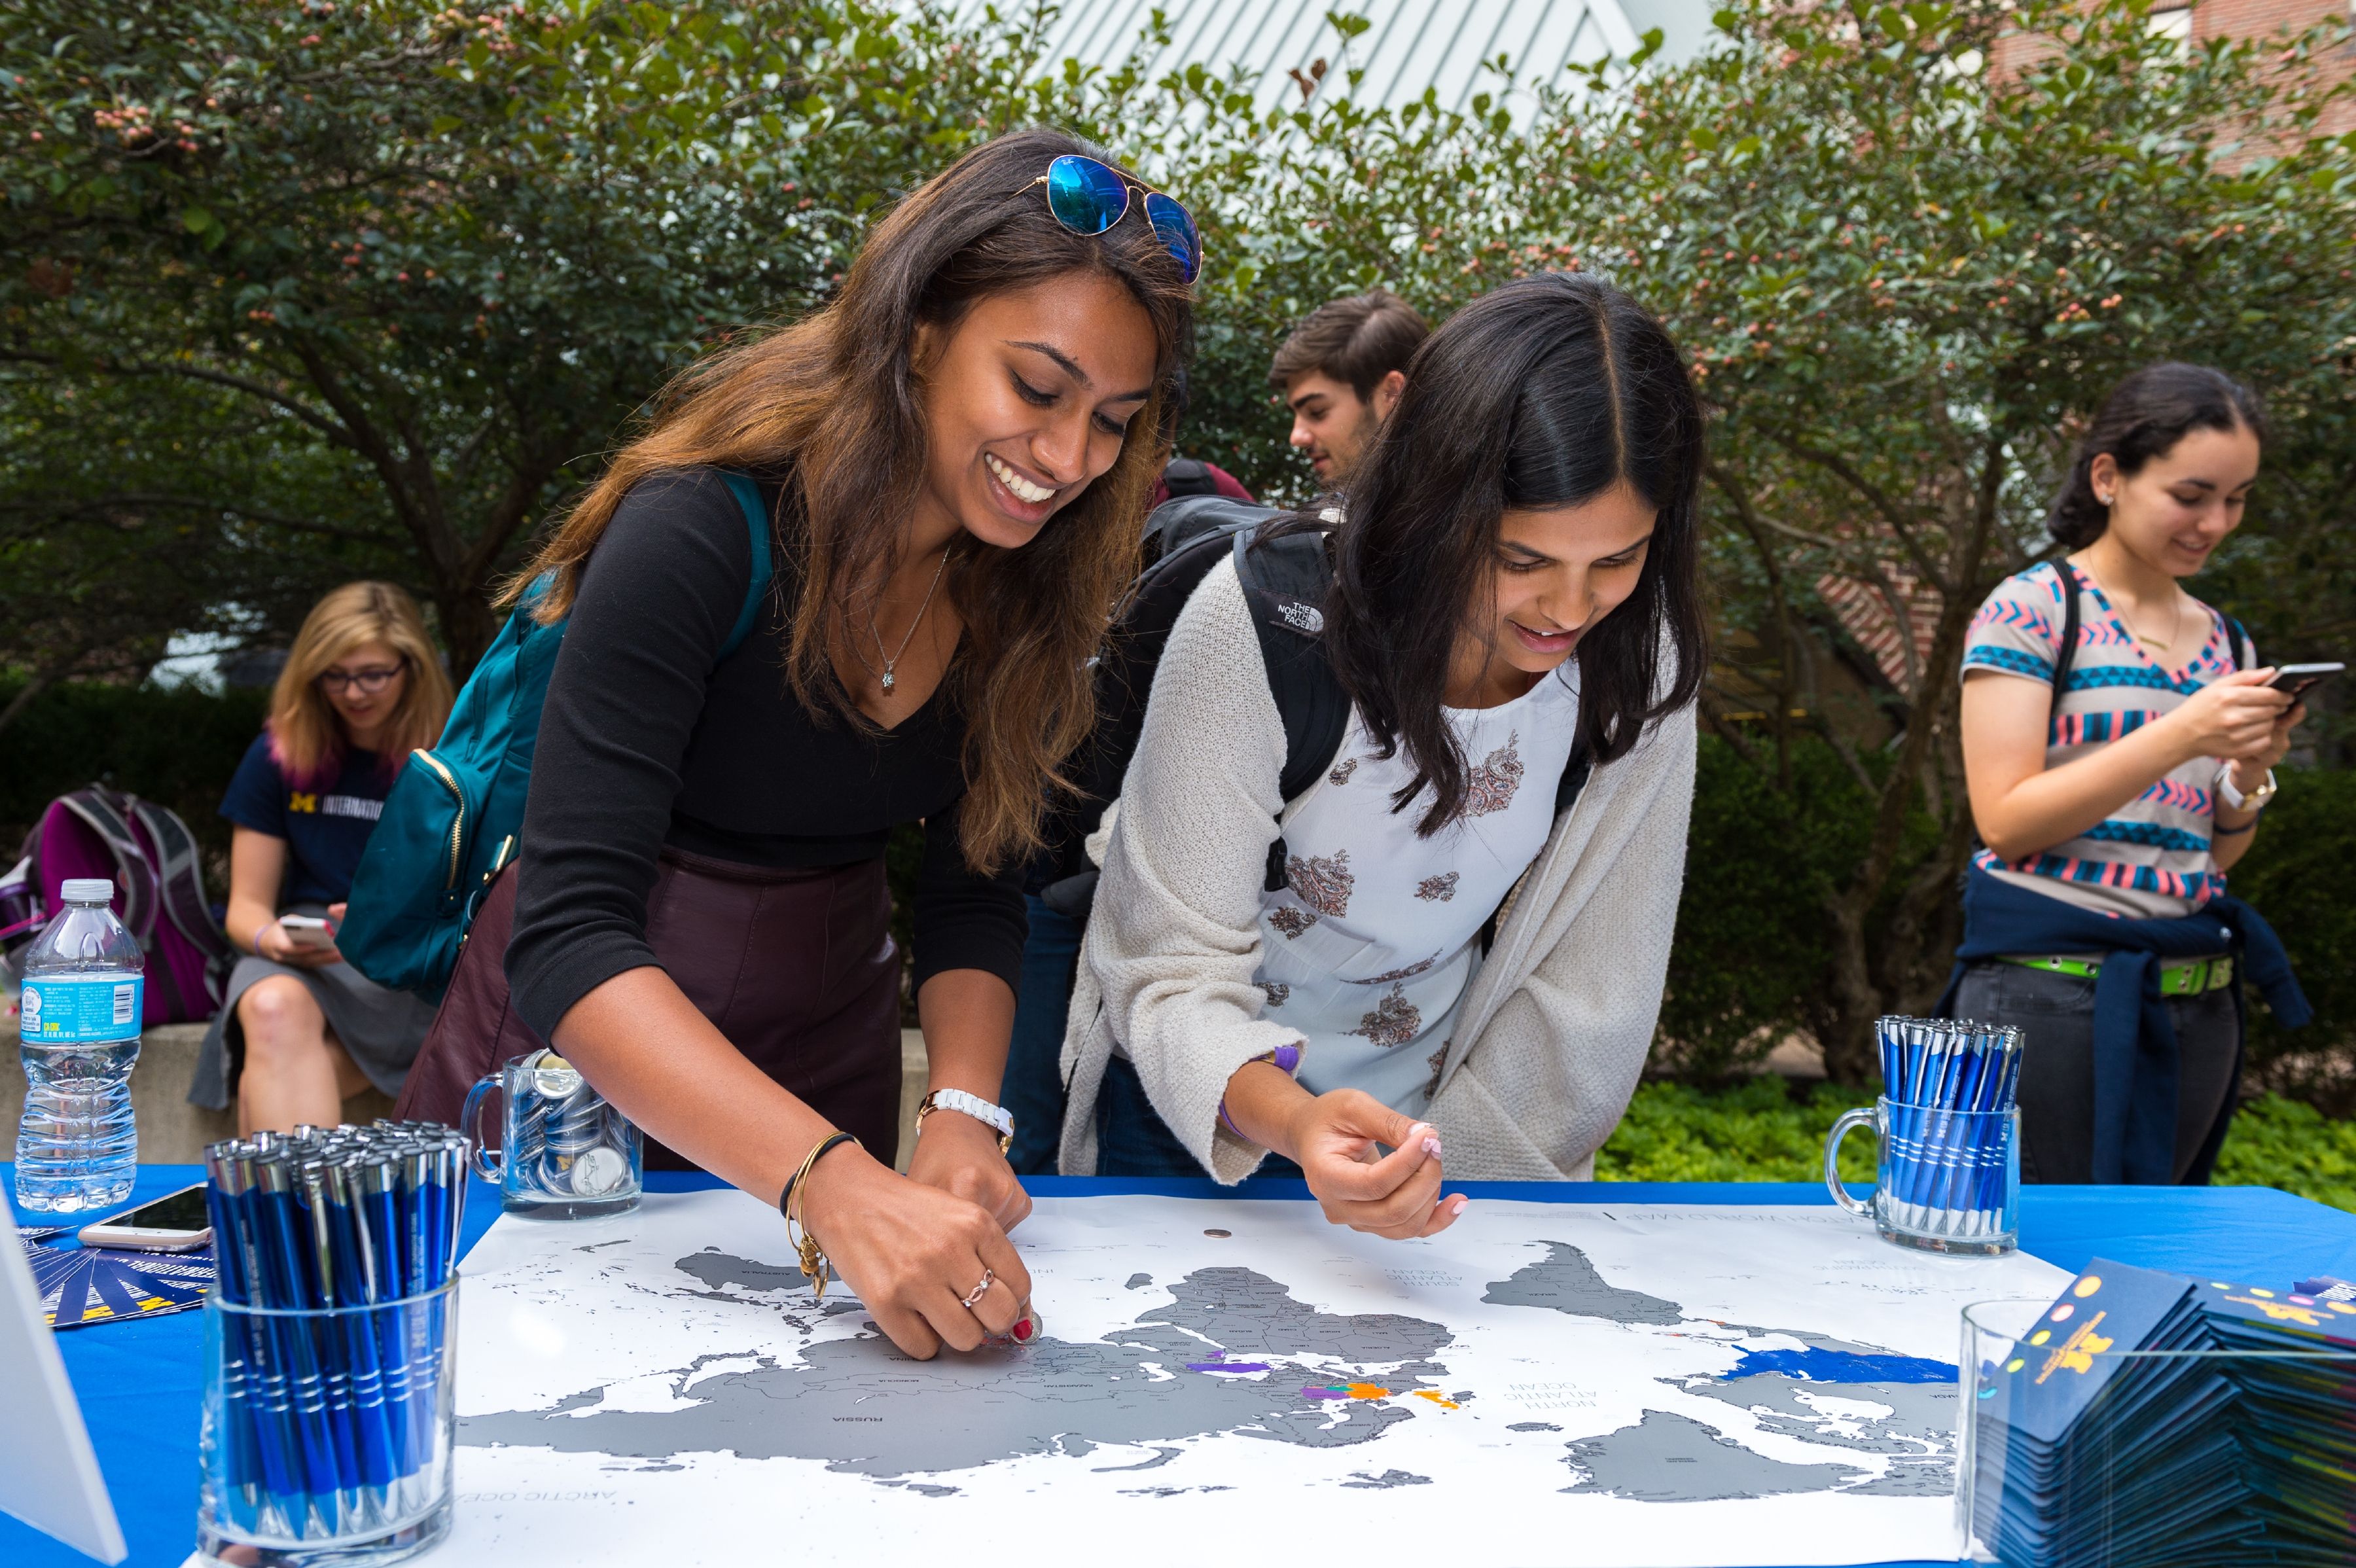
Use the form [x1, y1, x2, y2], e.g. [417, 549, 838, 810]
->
[1972, 1258, 2356, 1566]
[23, 1235, 213, 1328]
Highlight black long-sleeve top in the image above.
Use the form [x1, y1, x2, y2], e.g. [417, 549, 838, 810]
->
[504, 467, 1026, 1041]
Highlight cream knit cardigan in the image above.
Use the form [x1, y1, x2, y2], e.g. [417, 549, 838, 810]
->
[1057, 554, 1697, 1183]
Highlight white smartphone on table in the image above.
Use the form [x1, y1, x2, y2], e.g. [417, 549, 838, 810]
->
[75, 1184, 213, 1253]
[277, 913, 336, 950]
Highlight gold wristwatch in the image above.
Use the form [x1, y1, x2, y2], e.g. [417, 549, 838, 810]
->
[2216, 764, 2277, 811]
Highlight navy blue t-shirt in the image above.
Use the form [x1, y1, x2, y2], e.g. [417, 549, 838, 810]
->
[219, 734, 391, 906]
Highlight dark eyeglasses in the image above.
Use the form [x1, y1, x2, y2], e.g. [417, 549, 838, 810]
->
[1032, 155, 1201, 285]
[317, 662, 405, 695]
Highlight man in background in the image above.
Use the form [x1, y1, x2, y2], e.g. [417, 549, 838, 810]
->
[1268, 289, 1429, 489]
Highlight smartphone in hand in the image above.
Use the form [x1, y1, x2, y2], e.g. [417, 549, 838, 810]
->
[2267, 663, 2344, 703]
[277, 913, 337, 951]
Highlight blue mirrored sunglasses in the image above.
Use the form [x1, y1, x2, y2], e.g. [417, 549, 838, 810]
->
[1034, 154, 1202, 285]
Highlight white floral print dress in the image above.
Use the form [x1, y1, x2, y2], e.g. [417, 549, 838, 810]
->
[1254, 664, 1581, 1115]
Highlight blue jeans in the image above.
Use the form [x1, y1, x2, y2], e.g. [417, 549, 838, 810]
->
[1094, 1054, 1302, 1180]
[1003, 895, 1082, 1175]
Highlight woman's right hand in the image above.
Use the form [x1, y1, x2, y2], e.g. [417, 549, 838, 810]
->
[2165, 669, 2293, 761]
[253, 918, 340, 969]
[796, 1142, 1034, 1360]
[1284, 1089, 1467, 1240]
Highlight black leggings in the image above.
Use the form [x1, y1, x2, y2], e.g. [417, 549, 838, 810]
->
[1950, 959, 2240, 1185]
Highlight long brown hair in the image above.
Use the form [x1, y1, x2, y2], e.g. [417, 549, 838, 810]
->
[1319, 273, 1706, 832]
[270, 581, 454, 785]
[514, 128, 1193, 873]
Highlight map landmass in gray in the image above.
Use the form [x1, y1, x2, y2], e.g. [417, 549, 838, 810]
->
[465, 1265, 1446, 1479]
[1343, 1469, 1432, 1489]
[1562, 1412, 1866, 1501]
[1481, 1243, 1687, 1326]
[1671, 1329, 1956, 1496]
[1481, 1242, 1957, 1501]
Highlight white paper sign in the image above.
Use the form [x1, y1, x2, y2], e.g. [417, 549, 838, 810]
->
[0, 1203, 127, 1565]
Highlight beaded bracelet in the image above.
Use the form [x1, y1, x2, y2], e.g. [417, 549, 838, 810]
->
[1217, 1041, 1304, 1139]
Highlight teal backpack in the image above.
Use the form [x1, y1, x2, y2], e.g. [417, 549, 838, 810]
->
[339, 472, 774, 999]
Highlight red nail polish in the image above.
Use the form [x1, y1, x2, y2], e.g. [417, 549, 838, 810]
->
[1013, 1318, 1034, 1342]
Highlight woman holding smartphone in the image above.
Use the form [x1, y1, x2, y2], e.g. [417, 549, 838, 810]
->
[1952, 363, 2311, 1186]
[192, 581, 454, 1134]
[1059, 272, 1706, 1234]
[391, 128, 1198, 1359]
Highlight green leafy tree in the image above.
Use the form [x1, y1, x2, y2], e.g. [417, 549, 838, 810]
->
[1527, 0, 2356, 1079]
[2, 0, 856, 671]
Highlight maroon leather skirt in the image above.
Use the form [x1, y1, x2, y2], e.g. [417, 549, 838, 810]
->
[393, 848, 902, 1171]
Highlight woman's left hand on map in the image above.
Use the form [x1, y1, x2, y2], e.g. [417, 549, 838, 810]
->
[908, 1104, 1034, 1235]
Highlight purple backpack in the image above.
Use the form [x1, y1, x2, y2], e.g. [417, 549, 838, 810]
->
[0, 786, 236, 1024]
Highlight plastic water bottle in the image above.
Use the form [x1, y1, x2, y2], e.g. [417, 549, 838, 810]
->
[15, 878, 145, 1211]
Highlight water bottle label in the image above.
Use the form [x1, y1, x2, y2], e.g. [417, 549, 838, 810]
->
[19, 976, 143, 1043]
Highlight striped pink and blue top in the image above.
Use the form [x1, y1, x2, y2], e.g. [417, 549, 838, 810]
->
[1961, 561, 2247, 919]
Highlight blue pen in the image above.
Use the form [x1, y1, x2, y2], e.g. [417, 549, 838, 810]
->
[296, 1158, 365, 1527]
[252, 1150, 348, 1536]
[219, 1144, 309, 1540]
[1945, 1041, 1990, 1223]
[324, 1158, 399, 1522]
[203, 1143, 267, 1533]
[354, 1150, 419, 1505]
[1995, 1025, 2026, 1113]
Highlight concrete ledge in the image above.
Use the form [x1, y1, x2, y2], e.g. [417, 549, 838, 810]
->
[4, 1021, 395, 1165]
[3, 1022, 922, 1169]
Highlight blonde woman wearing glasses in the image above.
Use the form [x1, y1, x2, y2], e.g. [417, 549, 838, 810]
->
[190, 582, 454, 1133]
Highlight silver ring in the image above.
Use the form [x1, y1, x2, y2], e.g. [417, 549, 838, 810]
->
[959, 1268, 996, 1310]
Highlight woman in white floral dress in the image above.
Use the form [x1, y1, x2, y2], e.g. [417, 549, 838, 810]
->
[1062, 273, 1708, 1241]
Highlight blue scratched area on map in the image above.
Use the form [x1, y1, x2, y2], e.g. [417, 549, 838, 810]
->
[1482, 1240, 1962, 1501]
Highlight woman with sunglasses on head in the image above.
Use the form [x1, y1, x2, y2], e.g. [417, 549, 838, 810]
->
[194, 582, 455, 1135]
[391, 129, 1198, 1358]
[1058, 272, 1707, 1236]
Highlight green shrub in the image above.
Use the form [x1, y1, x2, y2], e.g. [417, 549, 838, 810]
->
[2211, 1094, 2356, 1215]
[2222, 770, 2356, 1112]
[0, 681, 268, 875]
[1596, 1079, 1879, 1185]
[1598, 1082, 2356, 1215]
[1656, 738, 1872, 1078]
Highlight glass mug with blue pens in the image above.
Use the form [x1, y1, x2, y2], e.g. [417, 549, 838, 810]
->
[1824, 1017, 2024, 1256]
[464, 1047, 642, 1219]
[198, 1125, 465, 1567]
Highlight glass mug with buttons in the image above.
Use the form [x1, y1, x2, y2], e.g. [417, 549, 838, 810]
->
[463, 1048, 643, 1219]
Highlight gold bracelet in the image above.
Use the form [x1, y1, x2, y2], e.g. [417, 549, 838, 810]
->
[781, 1131, 861, 1304]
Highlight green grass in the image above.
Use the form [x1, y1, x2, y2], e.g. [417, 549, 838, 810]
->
[1594, 1080, 2356, 1214]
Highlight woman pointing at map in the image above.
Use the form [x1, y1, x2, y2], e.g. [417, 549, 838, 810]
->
[393, 130, 1199, 1357]
[1058, 273, 1705, 1228]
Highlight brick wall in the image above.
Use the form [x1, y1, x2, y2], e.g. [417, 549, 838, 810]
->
[1991, 0, 2356, 137]
[2190, 0, 2356, 135]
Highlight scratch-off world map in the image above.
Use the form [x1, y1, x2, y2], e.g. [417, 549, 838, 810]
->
[445, 1191, 2070, 1566]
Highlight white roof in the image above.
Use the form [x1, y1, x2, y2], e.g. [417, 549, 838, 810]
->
[944, 0, 1718, 121]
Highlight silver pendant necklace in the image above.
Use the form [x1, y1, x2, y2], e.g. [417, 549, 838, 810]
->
[863, 547, 950, 694]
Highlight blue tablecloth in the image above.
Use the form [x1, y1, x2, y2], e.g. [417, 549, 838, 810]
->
[10, 1166, 2356, 1568]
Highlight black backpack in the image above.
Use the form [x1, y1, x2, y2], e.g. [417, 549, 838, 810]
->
[1036, 495, 1592, 917]
[1158, 455, 1224, 499]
